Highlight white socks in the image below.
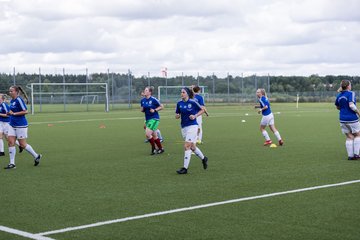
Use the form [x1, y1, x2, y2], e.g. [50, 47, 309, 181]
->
[25, 144, 38, 158]
[193, 147, 204, 159]
[156, 129, 162, 139]
[346, 139, 354, 157]
[353, 137, 360, 156]
[184, 147, 206, 169]
[274, 131, 282, 141]
[9, 146, 15, 165]
[0, 138, 3, 152]
[198, 124, 203, 142]
[262, 130, 270, 141]
[183, 150, 192, 169]
[262, 130, 282, 142]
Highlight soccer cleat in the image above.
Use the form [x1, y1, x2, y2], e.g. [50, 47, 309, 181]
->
[278, 139, 284, 146]
[159, 138, 164, 143]
[176, 167, 188, 174]
[264, 140, 272, 146]
[4, 164, 16, 169]
[0, 152, 5, 156]
[157, 148, 165, 154]
[144, 139, 149, 143]
[202, 156, 208, 170]
[34, 154, 42, 166]
[18, 146, 24, 153]
[348, 155, 360, 160]
[151, 148, 157, 155]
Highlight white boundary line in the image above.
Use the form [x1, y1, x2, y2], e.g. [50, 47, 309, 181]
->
[29, 109, 332, 125]
[0, 226, 55, 240]
[37, 179, 360, 237]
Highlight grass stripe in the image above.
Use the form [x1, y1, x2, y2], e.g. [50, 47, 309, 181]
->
[38, 179, 360, 237]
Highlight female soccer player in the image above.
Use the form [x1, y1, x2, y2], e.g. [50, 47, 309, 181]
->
[140, 86, 164, 155]
[335, 80, 360, 160]
[175, 87, 208, 174]
[192, 85, 208, 144]
[4, 86, 42, 169]
[255, 88, 284, 146]
[0, 94, 10, 156]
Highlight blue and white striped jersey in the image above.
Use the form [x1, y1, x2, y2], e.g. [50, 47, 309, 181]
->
[0, 102, 10, 123]
[258, 96, 272, 116]
[176, 99, 202, 128]
[141, 96, 161, 121]
[9, 97, 28, 127]
[335, 90, 359, 123]
[194, 94, 205, 106]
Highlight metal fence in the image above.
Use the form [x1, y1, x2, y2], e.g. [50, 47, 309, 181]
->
[4, 68, 343, 113]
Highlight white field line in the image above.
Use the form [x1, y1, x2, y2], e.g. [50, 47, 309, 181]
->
[30, 116, 145, 125]
[0, 226, 56, 240]
[29, 109, 332, 125]
[37, 179, 360, 237]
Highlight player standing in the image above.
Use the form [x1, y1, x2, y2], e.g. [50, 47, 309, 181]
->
[140, 86, 164, 155]
[335, 80, 360, 160]
[4, 86, 42, 169]
[175, 87, 208, 174]
[255, 88, 284, 146]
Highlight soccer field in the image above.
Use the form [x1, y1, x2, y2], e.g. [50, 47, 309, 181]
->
[0, 103, 359, 240]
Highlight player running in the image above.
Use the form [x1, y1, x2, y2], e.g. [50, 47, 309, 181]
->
[4, 86, 42, 169]
[140, 86, 164, 155]
[255, 88, 284, 146]
[175, 87, 208, 174]
[192, 85, 208, 144]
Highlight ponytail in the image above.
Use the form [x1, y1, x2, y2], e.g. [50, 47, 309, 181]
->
[338, 80, 351, 92]
[10, 86, 29, 104]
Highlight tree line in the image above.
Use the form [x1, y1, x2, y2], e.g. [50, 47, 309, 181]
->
[1, 72, 358, 95]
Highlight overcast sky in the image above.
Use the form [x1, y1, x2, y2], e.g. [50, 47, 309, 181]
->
[0, 0, 359, 77]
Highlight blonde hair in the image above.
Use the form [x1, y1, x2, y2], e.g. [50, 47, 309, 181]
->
[258, 88, 267, 98]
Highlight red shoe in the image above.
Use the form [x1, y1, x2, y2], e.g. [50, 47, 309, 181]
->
[278, 139, 284, 146]
[264, 140, 272, 146]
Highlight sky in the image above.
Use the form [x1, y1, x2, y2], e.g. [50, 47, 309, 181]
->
[0, 0, 359, 77]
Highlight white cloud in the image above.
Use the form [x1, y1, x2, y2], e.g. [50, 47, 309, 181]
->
[0, 0, 359, 76]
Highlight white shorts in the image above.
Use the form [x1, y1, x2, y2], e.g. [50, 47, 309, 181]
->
[181, 125, 198, 143]
[7, 126, 28, 139]
[340, 122, 360, 134]
[0, 122, 10, 135]
[260, 113, 274, 126]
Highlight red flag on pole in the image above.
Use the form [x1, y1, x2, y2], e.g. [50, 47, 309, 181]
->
[161, 67, 167, 78]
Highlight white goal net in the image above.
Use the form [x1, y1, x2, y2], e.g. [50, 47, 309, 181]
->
[30, 83, 109, 114]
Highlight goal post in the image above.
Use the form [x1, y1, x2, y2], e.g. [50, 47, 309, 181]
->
[30, 82, 109, 114]
[80, 95, 99, 104]
[158, 86, 207, 102]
